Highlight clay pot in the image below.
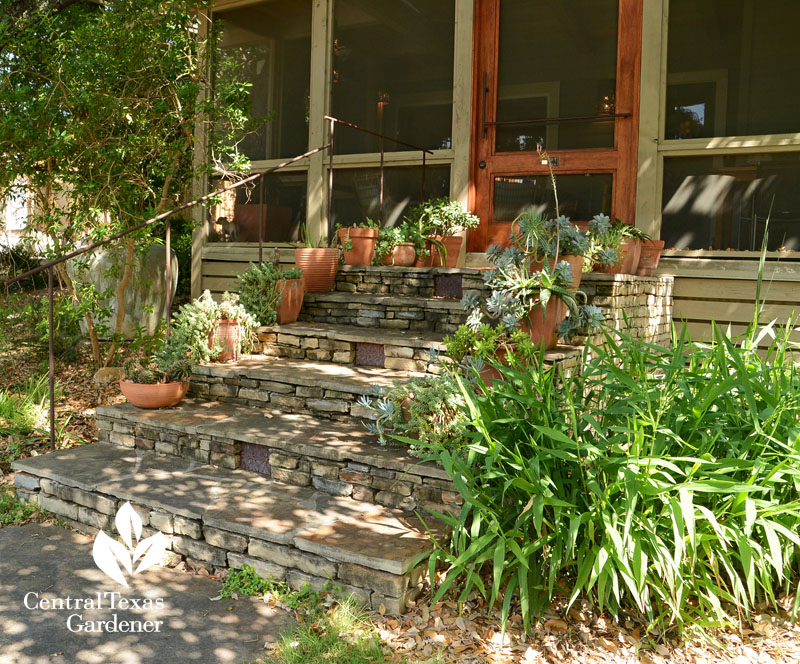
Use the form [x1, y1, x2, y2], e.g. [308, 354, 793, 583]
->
[635, 240, 665, 277]
[379, 243, 417, 267]
[519, 298, 568, 350]
[295, 248, 339, 293]
[529, 255, 585, 290]
[119, 379, 189, 410]
[478, 345, 514, 383]
[210, 319, 242, 362]
[594, 239, 641, 275]
[276, 278, 304, 325]
[429, 235, 464, 268]
[338, 228, 379, 266]
[413, 247, 434, 268]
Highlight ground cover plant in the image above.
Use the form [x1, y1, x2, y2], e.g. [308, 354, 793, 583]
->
[424, 315, 800, 639]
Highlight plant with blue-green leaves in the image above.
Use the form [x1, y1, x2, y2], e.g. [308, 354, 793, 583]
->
[511, 211, 590, 261]
[236, 261, 304, 326]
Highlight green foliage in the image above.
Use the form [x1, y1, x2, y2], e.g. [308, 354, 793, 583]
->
[170, 218, 195, 299]
[373, 225, 414, 264]
[358, 374, 470, 457]
[0, 241, 46, 291]
[510, 211, 590, 260]
[220, 564, 275, 598]
[0, 484, 42, 527]
[425, 320, 800, 637]
[585, 214, 649, 267]
[0, 375, 59, 437]
[20, 291, 83, 360]
[236, 261, 304, 326]
[405, 198, 480, 238]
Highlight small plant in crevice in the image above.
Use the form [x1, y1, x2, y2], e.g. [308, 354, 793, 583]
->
[220, 564, 275, 598]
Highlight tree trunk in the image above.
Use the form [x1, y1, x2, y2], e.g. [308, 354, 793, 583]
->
[54, 261, 102, 366]
[102, 235, 135, 368]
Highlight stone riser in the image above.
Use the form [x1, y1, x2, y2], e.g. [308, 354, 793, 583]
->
[96, 411, 459, 515]
[335, 266, 484, 299]
[256, 332, 446, 375]
[14, 476, 418, 614]
[298, 305, 464, 336]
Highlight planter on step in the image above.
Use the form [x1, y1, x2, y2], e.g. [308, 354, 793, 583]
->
[636, 240, 665, 276]
[429, 235, 463, 268]
[295, 247, 339, 293]
[594, 238, 641, 275]
[529, 255, 585, 290]
[119, 379, 189, 409]
[379, 243, 417, 267]
[338, 228, 379, 266]
[276, 277, 305, 325]
[210, 319, 242, 362]
[519, 298, 568, 350]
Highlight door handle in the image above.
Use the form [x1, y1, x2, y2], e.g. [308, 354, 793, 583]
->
[479, 161, 487, 169]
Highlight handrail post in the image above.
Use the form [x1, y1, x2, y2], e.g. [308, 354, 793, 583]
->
[165, 218, 171, 338]
[379, 136, 385, 224]
[48, 266, 55, 450]
[327, 117, 335, 240]
[259, 174, 265, 265]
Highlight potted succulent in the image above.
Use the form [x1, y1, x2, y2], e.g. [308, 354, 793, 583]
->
[511, 211, 590, 289]
[295, 223, 340, 293]
[236, 261, 305, 326]
[374, 225, 417, 267]
[120, 338, 193, 410]
[404, 198, 480, 268]
[337, 219, 380, 266]
[588, 215, 644, 275]
[636, 238, 666, 276]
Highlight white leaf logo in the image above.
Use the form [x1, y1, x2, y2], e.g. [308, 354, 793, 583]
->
[92, 502, 167, 587]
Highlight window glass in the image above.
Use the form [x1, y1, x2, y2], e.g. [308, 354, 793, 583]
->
[496, 0, 618, 152]
[210, 172, 307, 243]
[661, 153, 800, 251]
[331, 1, 455, 154]
[330, 165, 451, 227]
[666, 0, 800, 139]
[216, 1, 312, 161]
[493, 174, 613, 223]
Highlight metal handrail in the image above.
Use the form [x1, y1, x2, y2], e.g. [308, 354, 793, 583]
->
[3, 115, 437, 450]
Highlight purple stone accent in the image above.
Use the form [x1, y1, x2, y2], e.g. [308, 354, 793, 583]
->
[241, 443, 271, 477]
[356, 342, 386, 368]
[434, 275, 463, 299]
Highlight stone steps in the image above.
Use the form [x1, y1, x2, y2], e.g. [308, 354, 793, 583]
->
[13, 444, 445, 613]
[257, 322, 449, 374]
[190, 357, 418, 423]
[94, 399, 457, 514]
[335, 265, 487, 299]
[299, 292, 467, 335]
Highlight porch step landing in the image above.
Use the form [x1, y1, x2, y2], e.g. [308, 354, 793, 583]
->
[13, 444, 444, 614]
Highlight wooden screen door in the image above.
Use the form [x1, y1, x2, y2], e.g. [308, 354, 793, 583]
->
[467, 0, 642, 252]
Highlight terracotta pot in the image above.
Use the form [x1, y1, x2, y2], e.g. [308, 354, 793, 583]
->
[594, 239, 641, 275]
[635, 240, 665, 277]
[295, 248, 339, 293]
[119, 379, 189, 410]
[573, 220, 591, 232]
[276, 277, 304, 325]
[529, 255, 585, 290]
[519, 298, 568, 350]
[413, 247, 434, 268]
[210, 319, 241, 362]
[478, 345, 514, 383]
[429, 235, 463, 268]
[338, 228, 379, 266]
[379, 243, 416, 267]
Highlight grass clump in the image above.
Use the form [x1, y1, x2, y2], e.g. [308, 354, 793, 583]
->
[0, 484, 44, 527]
[425, 318, 800, 638]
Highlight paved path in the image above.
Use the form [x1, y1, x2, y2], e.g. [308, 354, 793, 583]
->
[0, 524, 293, 664]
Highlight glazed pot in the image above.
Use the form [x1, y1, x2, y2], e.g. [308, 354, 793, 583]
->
[338, 228, 379, 266]
[529, 255, 585, 290]
[119, 379, 189, 410]
[594, 238, 641, 275]
[429, 235, 464, 268]
[519, 298, 568, 350]
[635, 240, 665, 277]
[295, 248, 339, 293]
[276, 277, 305, 325]
[379, 243, 417, 267]
[210, 319, 241, 362]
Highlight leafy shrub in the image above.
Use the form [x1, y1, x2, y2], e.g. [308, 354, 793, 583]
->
[235, 261, 303, 326]
[358, 373, 471, 457]
[373, 225, 414, 264]
[21, 292, 83, 360]
[405, 198, 480, 237]
[169, 217, 194, 299]
[425, 321, 800, 636]
[0, 242, 46, 291]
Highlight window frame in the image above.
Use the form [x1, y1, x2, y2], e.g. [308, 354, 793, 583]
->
[636, 0, 800, 256]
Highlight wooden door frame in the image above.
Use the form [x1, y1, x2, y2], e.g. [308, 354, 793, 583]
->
[467, 0, 642, 252]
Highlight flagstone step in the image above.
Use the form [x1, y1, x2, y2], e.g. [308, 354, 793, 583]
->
[94, 399, 457, 514]
[256, 322, 449, 374]
[299, 292, 467, 335]
[190, 357, 417, 423]
[12, 444, 445, 613]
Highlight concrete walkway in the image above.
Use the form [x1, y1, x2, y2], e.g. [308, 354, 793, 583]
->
[0, 524, 293, 664]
